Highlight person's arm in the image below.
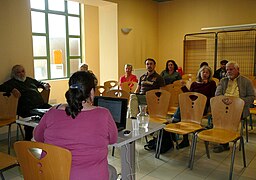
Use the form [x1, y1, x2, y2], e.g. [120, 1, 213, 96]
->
[241, 79, 255, 106]
[30, 77, 50, 90]
[215, 78, 225, 96]
[135, 85, 141, 93]
[107, 110, 118, 144]
[0, 79, 15, 93]
[33, 111, 49, 142]
[177, 72, 182, 80]
[157, 75, 165, 88]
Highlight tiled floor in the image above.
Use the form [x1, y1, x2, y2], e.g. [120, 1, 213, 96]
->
[1, 126, 256, 180]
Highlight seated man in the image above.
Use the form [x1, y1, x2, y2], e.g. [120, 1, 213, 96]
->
[214, 61, 254, 153]
[0, 65, 51, 140]
[129, 58, 165, 118]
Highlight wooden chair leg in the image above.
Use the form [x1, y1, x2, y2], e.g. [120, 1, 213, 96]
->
[8, 124, 12, 154]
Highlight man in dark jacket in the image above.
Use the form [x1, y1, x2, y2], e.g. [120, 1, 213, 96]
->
[213, 59, 228, 80]
[0, 65, 51, 140]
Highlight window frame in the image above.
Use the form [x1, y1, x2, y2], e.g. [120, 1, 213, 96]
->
[31, 0, 82, 80]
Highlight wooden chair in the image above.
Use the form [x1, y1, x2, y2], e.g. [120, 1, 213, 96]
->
[14, 141, 72, 180]
[95, 86, 108, 96]
[189, 96, 245, 180]
[105, 89, 130, 100]
[172, 80, 182, 88]
[211, 77, 219, 85]
[161, 84, 183, 116]
[104, 80, 118, 91]
[0, 92, 19, 154]
[164, 92, 207, 149]
[40, 89, 50, 104]
[120, 81, 138, 93]
[182, 74, 196, 81]
[0, 152, 18, 180]
[146, 89, 170, 123]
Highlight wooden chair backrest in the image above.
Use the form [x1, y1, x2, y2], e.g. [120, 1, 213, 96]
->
[182, 73, 196, 81]
[0, 92, 19, 120]
[95, 86, 108, 96]
[40, 89, 50, 104]
[14, 141, 72, 180]
[172, 80, 182, 88]
[211, 78, 219, 86]
[105, 89, 130, 100]
[210, 96, 244, 132]
[161, 85, 183, 111]
[103, 80, 118, 90]
[179, 92, 207, 124]
[146, 89, 170, 118]
[120, 81, 138, 93]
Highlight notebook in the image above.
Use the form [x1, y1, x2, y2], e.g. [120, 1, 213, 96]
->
[94, 96, 128, 131]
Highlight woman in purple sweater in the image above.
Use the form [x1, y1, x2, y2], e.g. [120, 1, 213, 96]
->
[34, 71, 118, 180]
[171, 65, 216, 149]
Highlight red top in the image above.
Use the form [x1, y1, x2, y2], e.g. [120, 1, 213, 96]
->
[120, 74, 138, 84]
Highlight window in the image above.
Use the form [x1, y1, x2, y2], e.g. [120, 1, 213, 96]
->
[30, 0, 82, 80]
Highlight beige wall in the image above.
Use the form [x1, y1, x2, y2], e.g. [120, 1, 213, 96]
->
[0, 0, 33, 82]
[158, 0, 256, 69]
[106, 0, 159, 75]
[2, 0, 256, 103]
[84, 5, 100, 82]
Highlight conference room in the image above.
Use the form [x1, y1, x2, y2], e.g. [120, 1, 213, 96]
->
[1, 0, 256, 179]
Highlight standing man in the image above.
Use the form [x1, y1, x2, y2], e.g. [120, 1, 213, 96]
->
[213, 59, 228, 80]
[214, 61, 254, 153]
[0, 65, 52, 140]
[129, 58, 165, 118]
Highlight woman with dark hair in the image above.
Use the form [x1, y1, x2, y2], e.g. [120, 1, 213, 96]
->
[160, 60, 181, 85]
[34, 71, 118, 180]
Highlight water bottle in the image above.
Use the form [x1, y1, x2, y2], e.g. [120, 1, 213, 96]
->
[137, 105, 149, 128]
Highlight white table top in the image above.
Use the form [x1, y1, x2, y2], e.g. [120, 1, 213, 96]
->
[16, 117, 165, 147]
[113, 118, 165, 147]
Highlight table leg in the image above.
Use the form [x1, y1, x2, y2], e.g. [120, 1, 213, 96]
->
[120, 141, 135, 180]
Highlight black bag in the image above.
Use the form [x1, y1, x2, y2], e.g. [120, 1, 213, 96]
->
[144, 130, 173, 154]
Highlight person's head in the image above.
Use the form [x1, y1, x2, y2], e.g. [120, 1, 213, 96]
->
[144, 58, 156, 73]
[165, 60, 178, 72]
[80, 63, 89, 71]
[124, 64, 133, 74]
[226, 61, 239, 80]
[11, 65, 26, 82]
[220, 59, 228, 70]
[196, 65, 213, 82]
[65, 71, 97, 119]
[200, 62, 209, 68]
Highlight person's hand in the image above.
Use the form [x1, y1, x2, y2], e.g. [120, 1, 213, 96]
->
[44, 83, 51, 90]
[11, 88, 21, 98]
[180, 80, 186, 87]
